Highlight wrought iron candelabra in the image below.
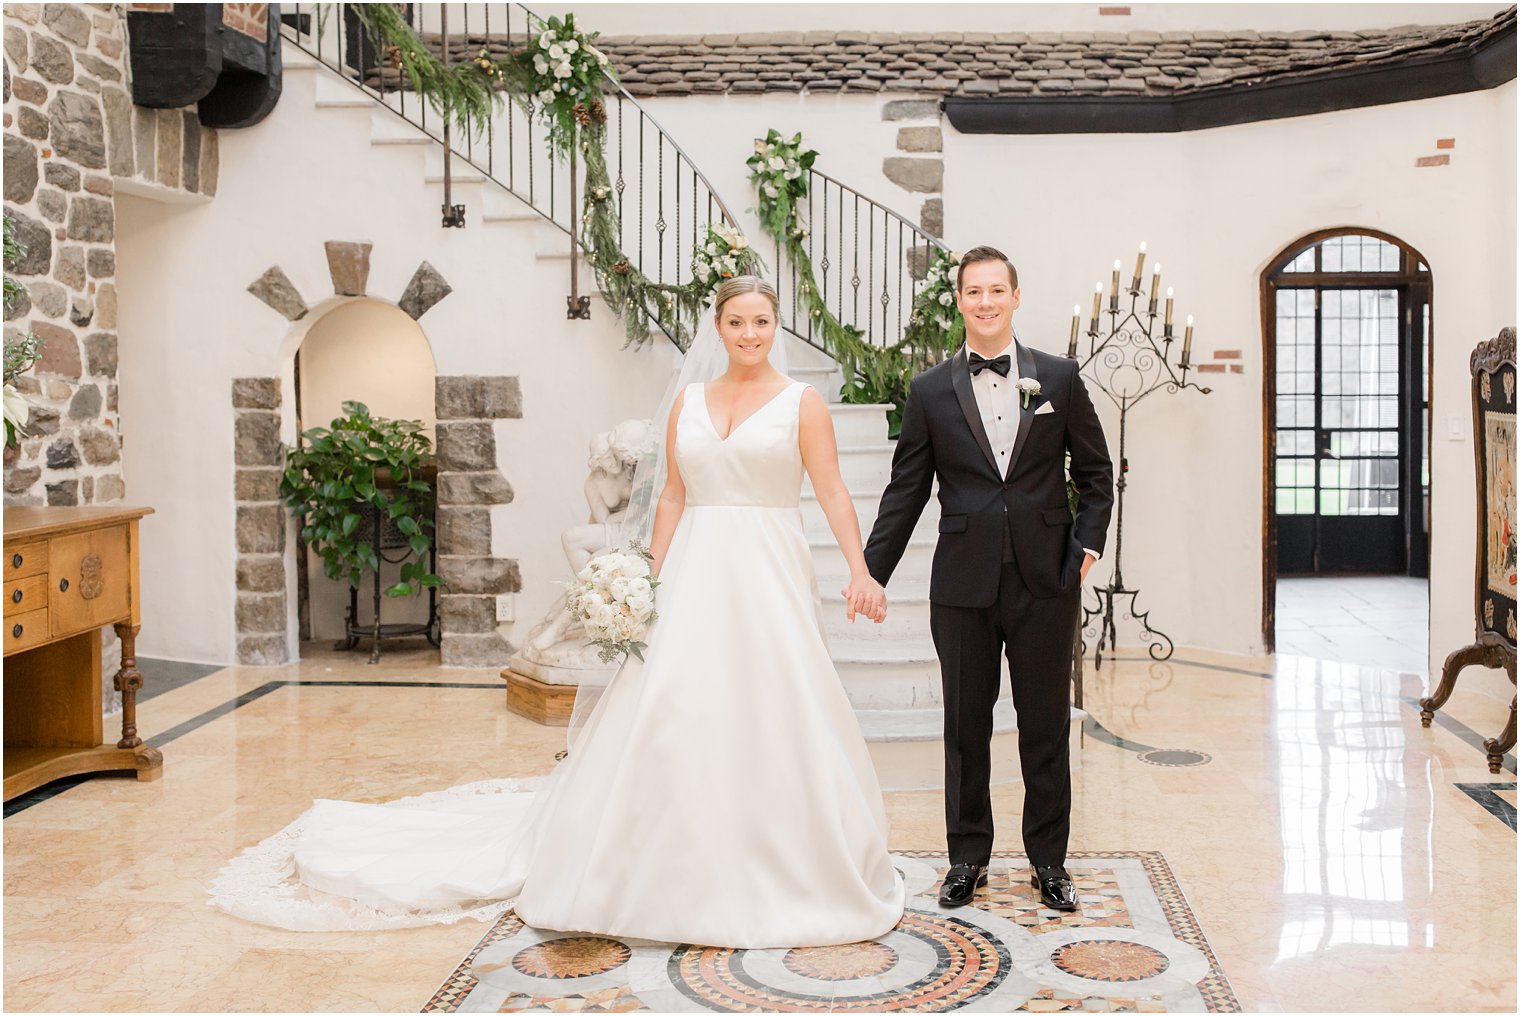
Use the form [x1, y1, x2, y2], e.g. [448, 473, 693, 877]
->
[1070, 245, 1211, 668]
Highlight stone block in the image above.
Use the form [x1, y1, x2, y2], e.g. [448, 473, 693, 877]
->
[235, 467, 282, 502]
[235, 410, 281, 467]
[78, 425, 119, 465]
[436, 505, 491, 557]
[33, 320, 81, 376]
[896, 126, 941, 152]
[103, 85, 133, 176]
[238, 634, 289, 665]
[48, 90, 105, 168]
[55, 244, 84, 289]
[95, 473, 124, 501]
[237, 592, 287, 634]
[881, 98, 939, 120]
[436, 421, 496, 472]
[5, 466, 40, 494]
[441, 593, 497, 634]
[232, 376, 280, 410]
[920, 197, 943, 237]
[236, 504, 286, 554]
[324, 239, 371, 297]
[436, 470, 514, 506]
[237, 556, 286, 593]
[87, 248, 113, 277]
[4, 133, 39, 202]
[882, 157, 943, 193]
[247, 265, 308, 321]
[43, 4, 92, 46]
[28, 279, 66, 316]
[82, 330, 116, 375]
[45, 478, 78, 505]
[37, 187, 67, 224]
[45, 434, 78, 469]
[440, 631, 514, 668]
[435, 376, 522, 420]
[66, 194, 113, 242]
[438, 555, 521, 595]
[30, 33, 71, 83]
[398, 261, 451, 319]
[67, 382, 100, 420]
[18, 106, 49, 140]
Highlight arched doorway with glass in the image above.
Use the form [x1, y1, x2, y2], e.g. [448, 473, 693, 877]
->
[1262, 229, 1432, 667]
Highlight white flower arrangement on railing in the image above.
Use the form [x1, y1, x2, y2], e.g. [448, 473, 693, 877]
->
[746, 129, 817, 240]
[516, 13, 611, 156]
[690, 224, 764, 299]
[914, 247, 965, 335]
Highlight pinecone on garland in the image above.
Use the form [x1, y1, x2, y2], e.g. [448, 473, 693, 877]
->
[386, 44, 403, 69]
[613, 259, 632, 275]
[589, 99, 606, 123]
[572, 102, 591, 127]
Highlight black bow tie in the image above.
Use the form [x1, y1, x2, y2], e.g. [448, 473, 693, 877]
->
[969, 352, 1011, 378]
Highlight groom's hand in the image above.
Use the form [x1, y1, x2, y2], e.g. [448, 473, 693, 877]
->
[843, 574, 888, 623]
[1081, 551, 1098, 583]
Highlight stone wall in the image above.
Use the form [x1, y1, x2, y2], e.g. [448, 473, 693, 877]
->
[3, 2, 218, 510]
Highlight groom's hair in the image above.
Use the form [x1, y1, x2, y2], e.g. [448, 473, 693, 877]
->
[956, 246, 1018, 291]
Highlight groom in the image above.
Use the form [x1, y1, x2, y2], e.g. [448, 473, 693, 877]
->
[865, 246, 1114, 911]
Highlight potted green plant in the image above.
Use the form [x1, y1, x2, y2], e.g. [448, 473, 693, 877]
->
[281, 400, 442, 596]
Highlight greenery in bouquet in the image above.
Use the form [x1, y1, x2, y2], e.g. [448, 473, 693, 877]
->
[567, 541, 660, 663]
[747, 130, 817, 240]
[280, 401, 442, 596]
[690, 224, 764, 294]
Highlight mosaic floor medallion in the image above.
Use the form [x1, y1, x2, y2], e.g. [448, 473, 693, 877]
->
[1137, 749, 1213, 768]
[423, 852, 1240, 1013]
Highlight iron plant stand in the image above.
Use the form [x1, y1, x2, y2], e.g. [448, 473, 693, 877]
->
[1072, 265, 1212, 669]
[337, 501, 441, 664]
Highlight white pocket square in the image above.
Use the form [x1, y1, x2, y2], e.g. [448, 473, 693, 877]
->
[1033, 401, 1057, 416]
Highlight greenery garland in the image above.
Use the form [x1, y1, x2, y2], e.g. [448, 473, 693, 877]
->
[748, 129, 964, 436]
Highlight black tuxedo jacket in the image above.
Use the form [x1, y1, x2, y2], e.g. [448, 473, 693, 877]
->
[864, 341, 1114, 607]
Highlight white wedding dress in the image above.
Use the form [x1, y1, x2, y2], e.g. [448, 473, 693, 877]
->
[210, 379, 906, 949]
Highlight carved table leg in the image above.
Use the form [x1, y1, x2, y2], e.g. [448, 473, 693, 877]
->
[1420, 643, 1486, 727]
[113, 622, 143, 749]
[1485, 694, 1516, 774]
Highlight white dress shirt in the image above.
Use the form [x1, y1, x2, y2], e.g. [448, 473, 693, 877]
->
[968, 336, 1100, 562]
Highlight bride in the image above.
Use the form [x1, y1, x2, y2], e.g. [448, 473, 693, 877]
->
[210, 275, 907, 949]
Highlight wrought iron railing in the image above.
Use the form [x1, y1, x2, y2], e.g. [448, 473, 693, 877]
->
[280, 3, 741, 346]
[777, 167, 952, 364]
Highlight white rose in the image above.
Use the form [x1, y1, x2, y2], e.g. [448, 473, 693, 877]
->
[720, 256, 737, 275]
[582, 591, 605, 610]
[753, 139, 768, 154]
[565, 38, 579, 53]
[554, 62, 573, 79]
[625, 594, 652, 617]
[539, 31, 555, 48]
[768, 155, 784, 171]
[576, 564, 594, 581]
[625, 557, 650, 578]
[593, 603, 617, 624]
[537, 89, 555, 104]
[628, 577, 652, 598]
[534, 55, 548, 75]
[763, 182, 779, 198]
[548, 43, 565, 60]
[694, 263, 711, 283]
[784, 165, 800, 180]
[938, 291, 952, 306]
[609, 576, 630, 600]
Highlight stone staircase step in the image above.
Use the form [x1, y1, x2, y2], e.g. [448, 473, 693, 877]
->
[811, 538, 935, 587]
[312, 74, 377, 109]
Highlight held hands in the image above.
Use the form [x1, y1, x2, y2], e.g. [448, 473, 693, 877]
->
[842, 572, 887, 624]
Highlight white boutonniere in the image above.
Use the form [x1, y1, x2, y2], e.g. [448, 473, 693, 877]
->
[1015, 377, 1042, 409]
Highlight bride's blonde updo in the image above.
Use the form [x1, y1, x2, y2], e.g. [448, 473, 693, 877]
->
[713, 275, 779, 317]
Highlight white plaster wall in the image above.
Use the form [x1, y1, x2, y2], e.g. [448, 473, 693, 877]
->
[625, 80, 1515, 668]
[115, 61, 681, 665]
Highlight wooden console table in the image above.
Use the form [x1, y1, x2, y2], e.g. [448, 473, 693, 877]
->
[4, 505, 159, 800]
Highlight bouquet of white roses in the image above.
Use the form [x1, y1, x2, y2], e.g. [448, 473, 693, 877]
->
[690, 224, 763, 297]
[566, 541, 660, 664]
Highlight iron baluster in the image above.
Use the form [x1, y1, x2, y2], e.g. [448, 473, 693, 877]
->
[439, 5, 465, 227]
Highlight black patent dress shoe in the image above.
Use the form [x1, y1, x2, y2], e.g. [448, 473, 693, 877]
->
[938, 863, 988, 907]
[1031, 865, 1078, 911]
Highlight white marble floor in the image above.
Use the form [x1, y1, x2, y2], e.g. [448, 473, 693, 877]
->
[1276, 576, 1429, 675]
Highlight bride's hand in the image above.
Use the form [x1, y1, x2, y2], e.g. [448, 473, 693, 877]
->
[842, 574, 887, 624]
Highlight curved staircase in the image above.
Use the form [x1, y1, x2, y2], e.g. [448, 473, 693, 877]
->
[280, 6, 1072, 790]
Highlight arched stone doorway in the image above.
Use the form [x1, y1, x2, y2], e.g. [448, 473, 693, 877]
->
[1261, 228, 1433, 656]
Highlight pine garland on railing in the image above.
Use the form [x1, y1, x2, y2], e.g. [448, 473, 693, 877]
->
[341, 6, 754, 350]
[748, 129, 964, 435]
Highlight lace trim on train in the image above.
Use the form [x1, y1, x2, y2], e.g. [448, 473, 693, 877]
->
[206, 778, 544, 932]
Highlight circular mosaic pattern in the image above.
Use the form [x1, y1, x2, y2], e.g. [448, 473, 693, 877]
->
[1050, 940, 1170, 982]
[782, 941, 898, 981]
[1137, 748, 1212, 768]
[511, 936, 631, 979]
[665, 909, 1011, 1011]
